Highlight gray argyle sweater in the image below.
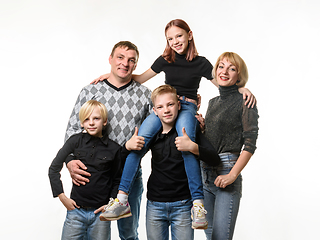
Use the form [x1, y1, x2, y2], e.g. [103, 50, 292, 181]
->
[65, 80, 153, 146]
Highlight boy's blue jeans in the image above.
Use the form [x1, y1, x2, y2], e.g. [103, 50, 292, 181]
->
[146, 199, 194, 240]
[61, 208, 110, 240]
[201, 153, 242, 240]
[119, 99, 203, 201]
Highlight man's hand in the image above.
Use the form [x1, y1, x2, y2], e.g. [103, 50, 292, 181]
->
[66, 160, 91, 186]
[125, 127, 145, 151]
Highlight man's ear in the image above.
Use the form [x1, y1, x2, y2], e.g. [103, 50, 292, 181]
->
[108, 55, 112, 64]
[178, 101, 181, 110]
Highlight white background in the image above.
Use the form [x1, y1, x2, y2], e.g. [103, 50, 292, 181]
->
[1, 0, 319, 239]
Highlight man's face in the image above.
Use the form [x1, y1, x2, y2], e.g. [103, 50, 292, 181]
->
[109, 47, 138, 81]
[153, 93, 180, 128]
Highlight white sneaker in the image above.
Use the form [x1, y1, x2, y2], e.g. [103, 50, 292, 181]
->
[100, 198, 132, 221]
[191, 203, 208, 229]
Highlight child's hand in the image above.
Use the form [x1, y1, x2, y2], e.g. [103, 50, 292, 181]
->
[90, 73, 110, 84]
[125, 127, 145, 151]
[175, 127, 199, 155]
[58, 193, 79, 210]
[94, 205, 106, 214]
[238, 87, 257, 108]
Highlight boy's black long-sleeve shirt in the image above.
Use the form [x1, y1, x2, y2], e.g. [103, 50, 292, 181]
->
[48, 132, 129, 208]
[147, 128, 221, 202]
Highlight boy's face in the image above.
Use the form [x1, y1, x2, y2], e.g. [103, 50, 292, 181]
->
[153, 92, 180, 128]
[81, 106, 107, 138]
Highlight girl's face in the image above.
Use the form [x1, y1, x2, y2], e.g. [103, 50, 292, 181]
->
[166, 26, 192, 55]
[216, 58, 239, 87]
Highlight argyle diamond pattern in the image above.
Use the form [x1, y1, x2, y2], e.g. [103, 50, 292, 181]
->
[65, 81, 152, 146]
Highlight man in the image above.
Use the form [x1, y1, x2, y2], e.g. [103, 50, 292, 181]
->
[102, 85, 221, 240]
[64, 41, 152, 240]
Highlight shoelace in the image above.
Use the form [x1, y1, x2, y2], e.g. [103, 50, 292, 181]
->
[104, 198, 115, 210]
[194, 205, 207, 217]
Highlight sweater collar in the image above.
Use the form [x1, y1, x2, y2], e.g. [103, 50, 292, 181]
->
[219, 84, 239, 99]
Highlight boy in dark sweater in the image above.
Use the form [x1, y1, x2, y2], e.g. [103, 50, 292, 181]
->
[48, 100, 144, 240]
[101, 85, 221, 239]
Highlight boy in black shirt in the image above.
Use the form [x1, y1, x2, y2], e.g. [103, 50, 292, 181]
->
[101, 85, 220, 239]
[48, 100, 144, 240]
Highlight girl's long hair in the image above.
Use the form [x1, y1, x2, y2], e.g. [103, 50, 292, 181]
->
[162, 19, 198, 63]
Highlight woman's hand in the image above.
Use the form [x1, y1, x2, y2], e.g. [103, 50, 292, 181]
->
[214, 173, 237, 188]
[90, 73, 110, 84]
[238, 87, 256, 108]
[195, 113, 205, 132]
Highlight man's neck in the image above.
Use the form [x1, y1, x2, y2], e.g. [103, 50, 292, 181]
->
[107, 75, 132, 89]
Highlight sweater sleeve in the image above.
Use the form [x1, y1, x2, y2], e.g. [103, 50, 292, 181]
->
[196, 131, 221, 166]
[64, 87, 90, 142]
[242, 101, 259, 154]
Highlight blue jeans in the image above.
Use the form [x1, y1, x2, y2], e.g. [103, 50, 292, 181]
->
[61, 208, 110, 240]
[201, 153, 242, 240]
[117, 168, 144, 240]
[119, 99, 203, 200]
[146, 199, 194, 240]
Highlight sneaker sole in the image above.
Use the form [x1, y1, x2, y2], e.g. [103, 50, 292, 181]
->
[100, 212, 132, 221]
[192, 223, 208, 230]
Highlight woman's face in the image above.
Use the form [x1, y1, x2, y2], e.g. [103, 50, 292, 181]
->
[166, 26, 192, 55]
[216, 58, 239, 87]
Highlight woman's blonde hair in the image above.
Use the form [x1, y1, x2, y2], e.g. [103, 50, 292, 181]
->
[79, 100, 108, 124]
[213, 52, 248, 88]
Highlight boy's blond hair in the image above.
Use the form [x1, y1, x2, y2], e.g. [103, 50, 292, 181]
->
[151, 84, 179, 106]
[213, 52, 249, 88]
[79, 100, 108, 124]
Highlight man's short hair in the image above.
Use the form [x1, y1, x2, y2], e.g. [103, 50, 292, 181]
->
[110, 41, 139, 60]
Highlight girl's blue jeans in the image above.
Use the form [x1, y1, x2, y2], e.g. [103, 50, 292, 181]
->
[119, 99, 203, 201]
[201, 152, 242, 240]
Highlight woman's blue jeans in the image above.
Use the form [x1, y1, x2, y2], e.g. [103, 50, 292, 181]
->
[201, 153, 242, 240]
[119, 99, 204, 201]
[146, 199, 194, 240]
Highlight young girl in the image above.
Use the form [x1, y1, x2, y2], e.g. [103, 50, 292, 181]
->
[202, 52, 259, 239]
[95, 19, 255, 229]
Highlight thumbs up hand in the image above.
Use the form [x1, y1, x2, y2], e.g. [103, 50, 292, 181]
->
[175, 127, 197, 153]
[125, 127, 145, 151]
